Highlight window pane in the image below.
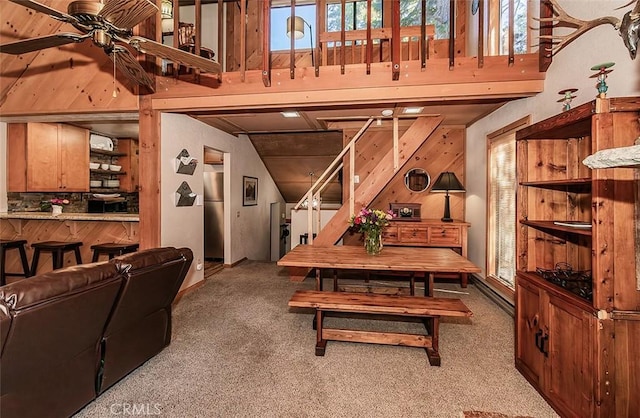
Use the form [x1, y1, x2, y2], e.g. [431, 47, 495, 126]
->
[499, 0, 527, 54]
[327, 0, 382, 32]
[400, 0, 449, 39]
[488, 136, 516, 288]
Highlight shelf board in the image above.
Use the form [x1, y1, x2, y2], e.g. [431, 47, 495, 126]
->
[521, 220, 592, 236]
[520, 178, 591, 191]
[517, 271, 595, 311]
[90, 169, 127, 175]
[90, 148, 127, 157]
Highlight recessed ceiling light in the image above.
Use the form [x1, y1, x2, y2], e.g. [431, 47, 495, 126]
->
[402, 107, 424, 114]
[381, 109, 394, 117]
[281, 111, 300, 118]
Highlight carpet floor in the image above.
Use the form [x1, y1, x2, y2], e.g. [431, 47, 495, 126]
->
[75, 260, 559, 418]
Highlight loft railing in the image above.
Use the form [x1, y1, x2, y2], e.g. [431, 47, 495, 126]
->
[158, 0, 552, 82]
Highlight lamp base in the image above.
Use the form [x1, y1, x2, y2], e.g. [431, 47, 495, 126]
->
[441, 217, 454, 222]
[441, 194, 454, 223]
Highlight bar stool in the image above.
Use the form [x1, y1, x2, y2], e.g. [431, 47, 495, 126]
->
[1, 239, 31, 286]
[91, 243, 139, 262]
[30, 241, 83, 276]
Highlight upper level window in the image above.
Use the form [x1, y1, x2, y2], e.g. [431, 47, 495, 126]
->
[326, 0, 383, 32]
[400, 0, 449, 39]
[496, 0, 528, 54]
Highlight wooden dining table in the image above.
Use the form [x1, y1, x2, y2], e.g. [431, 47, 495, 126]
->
[278, 245, 481, 296]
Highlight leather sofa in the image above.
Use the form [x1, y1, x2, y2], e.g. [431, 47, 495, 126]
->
[0, 247, 193, 418]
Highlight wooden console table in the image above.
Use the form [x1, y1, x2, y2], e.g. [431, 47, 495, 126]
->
[382, 219, 470, 287]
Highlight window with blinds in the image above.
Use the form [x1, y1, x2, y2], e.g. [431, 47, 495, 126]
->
[487, 134, 516, 289]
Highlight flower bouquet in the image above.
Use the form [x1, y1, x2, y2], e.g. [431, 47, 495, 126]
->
[348, 208, 395, 255]
[41, 198, 70, 214]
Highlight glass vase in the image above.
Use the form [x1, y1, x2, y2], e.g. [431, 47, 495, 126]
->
[364, 229, 383, 255]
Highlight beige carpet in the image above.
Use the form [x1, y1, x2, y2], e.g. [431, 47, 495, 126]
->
[75, 260, 559, 418]
[462, 412, 534, 418]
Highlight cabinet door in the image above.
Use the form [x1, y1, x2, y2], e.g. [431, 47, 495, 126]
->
[544, 293, 595, 418]
[429, 225, 461, 246]
[6, 124, 27, 192]
[515, 276, 544, 388]
[59, 124, 89, 191]
[26, 123, 59, 191]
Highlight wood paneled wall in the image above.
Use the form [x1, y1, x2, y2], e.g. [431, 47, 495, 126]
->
[341, 123, 464, 244]
[1, 218, 138, 278]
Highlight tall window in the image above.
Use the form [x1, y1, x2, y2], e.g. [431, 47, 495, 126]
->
[400, 0, 449, 39]
[491, 0, 528, 54]
[486, 118, 527, 292]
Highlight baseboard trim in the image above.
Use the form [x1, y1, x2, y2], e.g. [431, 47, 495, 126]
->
[173, 280, 205, 305]
[471, 274, 514, 317]
[224, 257, 247, 268]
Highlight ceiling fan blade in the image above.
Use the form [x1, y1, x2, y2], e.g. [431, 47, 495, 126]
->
[109, 45, 155, 92]
[8, 0, 78, 23]
[99, 0, 158, 29]
[128, 37, 222, 77]
[0, 33, 87, 55]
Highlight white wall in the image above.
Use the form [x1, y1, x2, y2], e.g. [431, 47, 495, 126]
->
[466, 0, 640, 280]
[161, 114, 284, 289]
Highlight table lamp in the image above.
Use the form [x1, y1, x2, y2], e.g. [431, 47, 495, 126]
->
[431, 172, 465, 222]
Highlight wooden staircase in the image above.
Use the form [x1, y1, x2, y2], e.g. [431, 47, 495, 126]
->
[289, 115, 444, 281]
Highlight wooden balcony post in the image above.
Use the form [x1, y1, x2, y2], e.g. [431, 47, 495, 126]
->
[391, 0, 400, 80]
[218, 0, 224, 71]
[538, 0, 553, 72]
[421, 0, 427, 70]
[448, 0, 455, 70]
[340, 0, 346, 75]
[508, 0, 514, 66]
[366, 0, 372, 74]
[262, 0, 271, 86]
[240, 0, 246, 81]
[290, 0, 296, 79]
[478, 0, 484, 68]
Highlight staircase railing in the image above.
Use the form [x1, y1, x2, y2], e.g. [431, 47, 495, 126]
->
[293, 117, 375, 244]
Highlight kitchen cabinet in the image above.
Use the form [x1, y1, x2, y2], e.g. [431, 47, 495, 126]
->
[382, 219, 469, 286]
[515, 97, 640, 417]
[7, 122, 89, 192]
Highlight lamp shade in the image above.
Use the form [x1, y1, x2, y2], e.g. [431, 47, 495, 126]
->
[286, 16, 306, 39]
[431, 172, 465, 192]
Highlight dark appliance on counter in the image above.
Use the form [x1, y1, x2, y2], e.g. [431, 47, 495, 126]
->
[88, 198, 128, 213]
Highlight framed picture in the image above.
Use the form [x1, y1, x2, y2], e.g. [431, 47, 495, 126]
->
[243, 176, 258, 206]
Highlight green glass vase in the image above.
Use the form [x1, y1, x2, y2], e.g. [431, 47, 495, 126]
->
[364, 229, 383, 255]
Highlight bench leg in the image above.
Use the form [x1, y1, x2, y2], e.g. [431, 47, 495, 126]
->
[424, 316, 441, 366]
[333, 269, 338, 292]
[461, 273, 468, 288]
[315, 310, 327, 356]
[410, 273, 415, 296]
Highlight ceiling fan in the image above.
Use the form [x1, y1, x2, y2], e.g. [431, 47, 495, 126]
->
[0, 0, 222, 93]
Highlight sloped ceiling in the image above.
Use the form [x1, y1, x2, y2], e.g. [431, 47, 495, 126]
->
[0, 0, 138, 115]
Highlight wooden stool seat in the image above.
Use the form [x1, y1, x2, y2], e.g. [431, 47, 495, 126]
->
[30, 241, 83, 275]
[1, 239, 31, 286]
[91, 243, 139, 262]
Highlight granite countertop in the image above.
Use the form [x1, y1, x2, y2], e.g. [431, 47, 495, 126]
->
[1, 212, 139, 222]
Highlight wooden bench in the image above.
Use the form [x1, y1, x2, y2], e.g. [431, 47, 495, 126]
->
[288, 290, 472, 366]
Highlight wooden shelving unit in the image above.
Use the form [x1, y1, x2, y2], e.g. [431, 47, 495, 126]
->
[514, 97, 640, 418]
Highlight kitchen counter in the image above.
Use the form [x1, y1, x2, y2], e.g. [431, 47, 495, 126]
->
[1, 212, 139, 222]
[1, 212, 140, 277]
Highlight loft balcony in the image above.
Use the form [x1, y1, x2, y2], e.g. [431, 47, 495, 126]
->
[152, 0, 550, 114]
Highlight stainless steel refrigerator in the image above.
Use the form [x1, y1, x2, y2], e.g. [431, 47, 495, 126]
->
[204, 170, 224, 260]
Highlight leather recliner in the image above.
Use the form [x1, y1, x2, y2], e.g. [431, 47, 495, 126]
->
[0, 247, 194, 418]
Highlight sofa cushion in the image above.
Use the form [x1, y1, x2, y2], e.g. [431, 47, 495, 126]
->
[0, 262, 120, 311]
